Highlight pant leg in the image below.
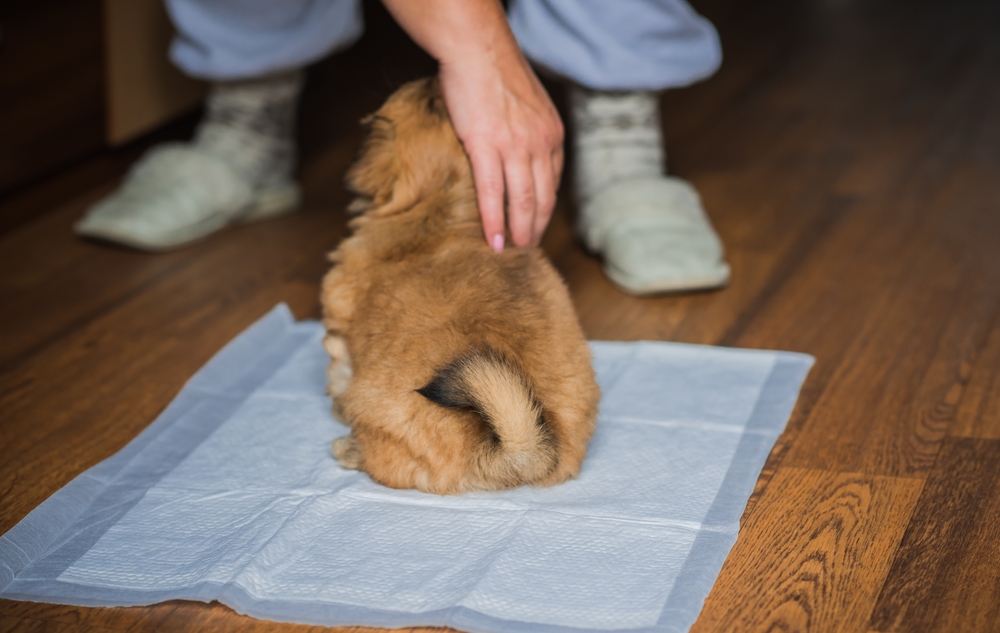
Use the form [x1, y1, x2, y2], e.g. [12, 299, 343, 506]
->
[508, 0, 721, 91]
[166, 0, 363, 80]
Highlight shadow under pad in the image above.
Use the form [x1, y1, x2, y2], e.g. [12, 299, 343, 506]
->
[0, 304, 813, 633]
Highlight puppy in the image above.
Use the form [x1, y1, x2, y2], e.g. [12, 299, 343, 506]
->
[321, 78, 599, 494]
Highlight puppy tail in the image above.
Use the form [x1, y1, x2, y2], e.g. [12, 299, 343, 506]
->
[417, 348, 557, 487]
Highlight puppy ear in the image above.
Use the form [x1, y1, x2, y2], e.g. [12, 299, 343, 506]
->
[346, 78, 470, 217]
[345, 114, 399, 213]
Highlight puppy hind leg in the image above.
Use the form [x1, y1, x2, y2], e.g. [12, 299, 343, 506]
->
[344, 425, 459, 494]
[331, 429, 425, 488]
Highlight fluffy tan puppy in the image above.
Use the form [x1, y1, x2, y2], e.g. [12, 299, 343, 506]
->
[320, 78, 599, 495]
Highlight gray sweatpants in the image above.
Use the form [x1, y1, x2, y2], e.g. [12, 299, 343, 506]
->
[166, 0, 721, 91]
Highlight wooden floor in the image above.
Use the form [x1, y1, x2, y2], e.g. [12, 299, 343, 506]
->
[3, 0, 1000, 631]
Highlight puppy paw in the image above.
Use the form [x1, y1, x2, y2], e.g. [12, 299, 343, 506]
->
[332, 435, 363, 470]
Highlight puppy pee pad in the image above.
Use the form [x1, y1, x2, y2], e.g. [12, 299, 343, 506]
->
[0, 304, 813, 633]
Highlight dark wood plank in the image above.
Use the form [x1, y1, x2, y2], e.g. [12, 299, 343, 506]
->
[0, 611, 122, 633]
[0, 601, 135, 632]
[777, 218, 1000, 477]
[691, 468, 924, 633]
[950, 315, 1000, 440]
[868, 438, 1000, 633]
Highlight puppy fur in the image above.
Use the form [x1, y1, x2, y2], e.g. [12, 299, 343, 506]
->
[321, 78, 599, 494]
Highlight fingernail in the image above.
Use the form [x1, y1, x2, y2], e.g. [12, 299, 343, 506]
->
[491, 234, 504, 253]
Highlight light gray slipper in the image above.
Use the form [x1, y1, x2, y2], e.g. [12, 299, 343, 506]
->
[75, 144, 300, 251]
[579, 176, 730, 295]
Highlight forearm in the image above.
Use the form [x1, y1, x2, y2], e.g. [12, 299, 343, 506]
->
[380, 0, 521, 72]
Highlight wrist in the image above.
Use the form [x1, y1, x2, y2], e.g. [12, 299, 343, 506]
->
[434, 24, 522, 75]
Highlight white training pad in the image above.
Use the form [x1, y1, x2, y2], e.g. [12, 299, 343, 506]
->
[0, 304, 812, 633]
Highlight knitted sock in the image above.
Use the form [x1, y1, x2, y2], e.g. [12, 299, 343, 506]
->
[194, 70, 304, 187]
[569, 87, 665, 204]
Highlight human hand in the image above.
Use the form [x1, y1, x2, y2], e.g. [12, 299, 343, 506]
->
[438, 52, 564, 251]
[380, 0, 564, 252]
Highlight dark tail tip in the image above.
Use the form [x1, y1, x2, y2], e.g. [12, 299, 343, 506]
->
[416, 360, 473, 409]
